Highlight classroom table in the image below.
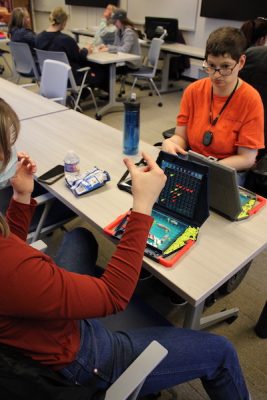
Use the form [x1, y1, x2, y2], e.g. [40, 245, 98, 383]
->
[0, 77, 68, 121]
[70, 28, 95, 42]
[87, 51, 141, 119]
[159, 43, 205, 92]
[140, 40, 205, 93]
[17, 109, 267, 330]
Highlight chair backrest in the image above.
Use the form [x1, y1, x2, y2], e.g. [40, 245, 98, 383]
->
[9, 41, 40, 81]
[39, 59, 71, 105]
[35, 49, 78, 92]
[35, 48, 69, 72]
[147, 38, 164, 74]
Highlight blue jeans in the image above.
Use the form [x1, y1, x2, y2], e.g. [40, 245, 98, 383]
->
[55, 228, 250, 399]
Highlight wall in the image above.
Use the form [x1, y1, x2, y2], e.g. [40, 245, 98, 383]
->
[32, 0, 241, 47]
[183, 0, 240, 47]
[32, 0, 128, 32]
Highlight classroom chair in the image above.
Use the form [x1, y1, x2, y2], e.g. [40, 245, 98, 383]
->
[128, 38, 164, 107]
[39, 59, 71, 106]
[8, 42, 40, 84]
[0, 340, 167, 400]
[0, 183, 76, 243]
[35, 48, 98, 114]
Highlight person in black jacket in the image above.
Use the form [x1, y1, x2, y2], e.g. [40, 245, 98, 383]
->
[8, 7, 36, 55]
[35, 6, 109, 91]
[240, 17, 267, 159]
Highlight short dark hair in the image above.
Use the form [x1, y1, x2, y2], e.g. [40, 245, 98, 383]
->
[241, 18, 267, 47]
[205, 27, 247, 62]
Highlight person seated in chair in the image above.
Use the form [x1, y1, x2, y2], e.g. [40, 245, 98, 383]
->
[8, 7, 36, 55]
[35, 6, 109, 93]
[90, 3, 117, 48]
[99, 8, 142, 75]
[162, 27, 264, 186]
[0, 97, 251, 399]
[240, 17, 267, 160]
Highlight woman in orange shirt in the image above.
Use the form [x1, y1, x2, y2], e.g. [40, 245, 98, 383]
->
[162, 27, 264, 174]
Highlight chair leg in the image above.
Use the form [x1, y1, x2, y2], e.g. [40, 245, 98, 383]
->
[149, 78, 163, 106]
[118, 75, 126, 98]
[130, 77, 138, 94]
[86, 86, 98, 115]
[74, 69, 89, 111]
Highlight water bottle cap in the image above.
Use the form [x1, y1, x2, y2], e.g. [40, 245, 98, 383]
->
[130, 93, 137, 102]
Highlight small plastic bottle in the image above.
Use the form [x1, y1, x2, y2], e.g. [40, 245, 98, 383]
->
[123, 93, 140, 155]
[64, 150, 80, 177]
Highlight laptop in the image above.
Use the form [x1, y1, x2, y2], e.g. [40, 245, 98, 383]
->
[188, 150, 258, 220]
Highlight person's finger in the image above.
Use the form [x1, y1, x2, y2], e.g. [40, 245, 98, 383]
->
[17, 152, 29, 160]
[123, 157, 136, 173]
[141, 152, 161, 171]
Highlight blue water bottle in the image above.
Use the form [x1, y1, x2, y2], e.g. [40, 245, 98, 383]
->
[123, 93, 140, 155]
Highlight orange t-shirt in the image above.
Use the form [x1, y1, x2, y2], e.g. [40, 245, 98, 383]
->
[177, 78, 264, 159]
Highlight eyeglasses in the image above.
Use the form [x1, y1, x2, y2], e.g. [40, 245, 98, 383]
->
[202, 62, 238, 76]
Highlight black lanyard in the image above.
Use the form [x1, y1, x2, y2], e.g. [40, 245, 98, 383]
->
[209, 79, 239, 126]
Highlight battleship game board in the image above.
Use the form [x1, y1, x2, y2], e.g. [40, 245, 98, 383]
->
[105, 151, 210, 267]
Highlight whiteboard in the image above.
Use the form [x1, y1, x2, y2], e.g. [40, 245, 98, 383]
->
[127, 0, 199, 31]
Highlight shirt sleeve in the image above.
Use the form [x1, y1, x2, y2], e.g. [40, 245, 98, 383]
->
[6, 198, 37, 241]
[108, 29, 135, 53]
[1, 211, 153, 320]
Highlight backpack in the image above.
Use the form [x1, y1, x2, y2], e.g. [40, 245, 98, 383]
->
[0, 344, 104, 400]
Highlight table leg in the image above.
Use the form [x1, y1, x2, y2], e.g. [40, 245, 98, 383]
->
[96, 63, 124, 119]
[160, 52, 172, 93]
[73, 32, 79, 42]
[183, 301, 239, 330]
[159, 53, 184, 94]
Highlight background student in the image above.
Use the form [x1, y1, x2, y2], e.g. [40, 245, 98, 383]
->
[91, 3, 117, 48]
[35, 6, 109, 92]
[0, 98, 251, 399]
[99, 8, 142, 74]
[162, 27, 264, 184]
[8, 7, 36, 55]
[240, 17, 267, 160]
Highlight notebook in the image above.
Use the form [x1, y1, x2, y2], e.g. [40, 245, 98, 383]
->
[187, 150, 265, 220]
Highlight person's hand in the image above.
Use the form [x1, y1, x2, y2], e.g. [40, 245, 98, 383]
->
[87, 43, 94, 54]
[11, 152, 37, 204]
[162, 136, 188, 156]
[98, 44, 108, 52]
[123, 152, 166, 215]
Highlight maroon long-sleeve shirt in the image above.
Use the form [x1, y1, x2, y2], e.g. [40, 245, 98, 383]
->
[0, 198, 152, 369]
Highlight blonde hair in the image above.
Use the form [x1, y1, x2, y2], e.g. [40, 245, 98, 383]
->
[106, 4, 117, 24]
[107, 4, 117, 13]
[0, 98, 20, 237]
[49, 7, 68, 26]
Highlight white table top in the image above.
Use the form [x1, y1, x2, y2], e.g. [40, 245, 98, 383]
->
[87, 51, 141, 65]
[140, 39, 205, 60]
[70, 28, 95, 37]
[0, 77, 68, 121]
[160, 43, 205, 59]
[17, 110, 267, 307]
